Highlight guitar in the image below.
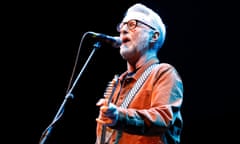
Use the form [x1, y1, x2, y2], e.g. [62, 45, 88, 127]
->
[97, 74, 119, 144]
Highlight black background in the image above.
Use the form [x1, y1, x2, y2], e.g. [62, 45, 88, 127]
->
[2, 0, 230, 143]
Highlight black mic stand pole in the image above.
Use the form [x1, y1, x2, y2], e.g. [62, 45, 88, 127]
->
[39, 42, 102, 144]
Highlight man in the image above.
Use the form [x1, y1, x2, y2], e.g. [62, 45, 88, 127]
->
[96, 3, 183, 144]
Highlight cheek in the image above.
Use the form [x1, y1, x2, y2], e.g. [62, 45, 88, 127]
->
[132, 31, 146, 44]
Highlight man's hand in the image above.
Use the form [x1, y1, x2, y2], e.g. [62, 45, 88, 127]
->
[96, 98, 119, 126]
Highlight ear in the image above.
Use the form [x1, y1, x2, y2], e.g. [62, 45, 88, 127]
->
[150, 31, 160, 43]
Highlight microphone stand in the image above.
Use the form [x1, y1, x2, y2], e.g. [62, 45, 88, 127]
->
[39, 42, 102, 144]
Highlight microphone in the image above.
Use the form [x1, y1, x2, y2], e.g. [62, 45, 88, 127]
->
[87, 31, 121, 48]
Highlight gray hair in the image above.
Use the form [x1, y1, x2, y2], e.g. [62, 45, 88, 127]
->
[126, 3, 166, 51]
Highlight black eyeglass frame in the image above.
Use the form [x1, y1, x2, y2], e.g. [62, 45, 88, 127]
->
[117, 19, 156, 32]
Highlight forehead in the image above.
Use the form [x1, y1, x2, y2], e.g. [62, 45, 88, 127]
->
[122, 11, 151, 24]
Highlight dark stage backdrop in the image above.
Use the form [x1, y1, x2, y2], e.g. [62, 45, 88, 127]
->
[3, 0, 228, 144]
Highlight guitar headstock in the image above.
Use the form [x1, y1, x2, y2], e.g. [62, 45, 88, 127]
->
[104, 74, 119, 105]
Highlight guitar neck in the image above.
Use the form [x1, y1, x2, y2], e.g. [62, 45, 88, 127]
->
[98, 74, 119, 144]
[100, 125, 107, 144]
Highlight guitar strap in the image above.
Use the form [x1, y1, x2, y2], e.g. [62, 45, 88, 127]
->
[104, 63, 158, 143]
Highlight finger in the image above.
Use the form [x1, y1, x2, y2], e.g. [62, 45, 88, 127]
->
[96, 98, 106, 106]
[96, 117, 112, 125]
[100, 105, 108, 113]
[96, 118, 105, 124]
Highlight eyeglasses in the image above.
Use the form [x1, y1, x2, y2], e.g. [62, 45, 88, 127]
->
[117, 19, 156, 32]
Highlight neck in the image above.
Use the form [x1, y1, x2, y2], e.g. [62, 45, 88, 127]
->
[127, 52, 157, 73]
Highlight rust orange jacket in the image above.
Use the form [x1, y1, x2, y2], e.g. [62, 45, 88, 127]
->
[96, 58, 184, 144]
